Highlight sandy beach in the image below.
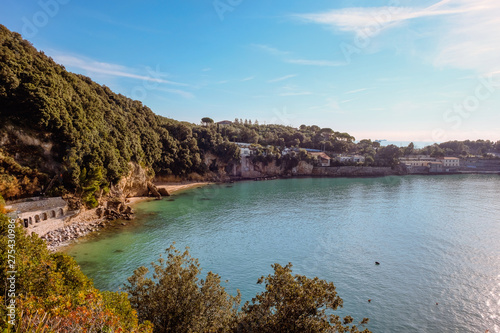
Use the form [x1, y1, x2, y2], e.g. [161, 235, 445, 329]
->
[126, 182, 211, 205]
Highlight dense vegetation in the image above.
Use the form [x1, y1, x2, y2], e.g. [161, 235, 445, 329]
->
[0, 212, 371, 332]
[0, 212, 153, 332]
[0, 24, 239, 204]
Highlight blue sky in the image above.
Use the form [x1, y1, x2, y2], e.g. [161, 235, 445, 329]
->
[1, 0, 500, 141]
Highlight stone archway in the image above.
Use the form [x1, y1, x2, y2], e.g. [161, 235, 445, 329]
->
[50, 210, 56, 218]
[35, 215, 40, 223]
[58, 208, 64, 217]
[42, 212, 48, 221]
[29, 217, 33, 225]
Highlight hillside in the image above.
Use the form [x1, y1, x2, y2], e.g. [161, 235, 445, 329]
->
[0, 24, 241, 204]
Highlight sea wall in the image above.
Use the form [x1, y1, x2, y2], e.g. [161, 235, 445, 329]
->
[232, 157, 399, 179]
[312, 166, 397, 177]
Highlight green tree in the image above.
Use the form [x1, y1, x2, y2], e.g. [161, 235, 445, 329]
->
[125, 245, 241, 333]
[201, 117, 214, 126]
[404, 142, 415, 156]
[238, 263, 370, 333]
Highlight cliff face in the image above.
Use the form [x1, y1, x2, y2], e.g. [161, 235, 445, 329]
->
[115, 162, 152, 198]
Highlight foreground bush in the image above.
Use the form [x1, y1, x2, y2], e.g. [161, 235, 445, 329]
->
[0, 213, 152, 332]
[126, 246, 371, 333]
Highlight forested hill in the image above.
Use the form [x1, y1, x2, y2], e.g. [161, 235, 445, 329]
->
[0, 24, 240, 204]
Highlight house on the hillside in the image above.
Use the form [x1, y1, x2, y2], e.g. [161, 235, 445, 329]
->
[310, 152, 331, 167]
[336, 155, 365, 164]
[235, 142, 253, 157]
[217, 120, 233, 126]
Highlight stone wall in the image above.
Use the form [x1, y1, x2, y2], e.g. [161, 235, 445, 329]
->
[6, 197, 68, 228]
[312, 166, 397, 177]
[233, 157, 398, 179]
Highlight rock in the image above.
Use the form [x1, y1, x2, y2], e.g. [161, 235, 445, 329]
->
[147, 182, 161, 199]
[158, 187, 170, 196]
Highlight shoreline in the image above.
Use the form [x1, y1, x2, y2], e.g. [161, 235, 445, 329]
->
[38, 181, 212, 251]
[126, 181, 212, 206]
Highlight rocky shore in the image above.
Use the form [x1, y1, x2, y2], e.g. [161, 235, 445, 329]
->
[39, 181, 210, 251]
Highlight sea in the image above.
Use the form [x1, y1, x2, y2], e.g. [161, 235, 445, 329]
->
[63, 175, 500, 332]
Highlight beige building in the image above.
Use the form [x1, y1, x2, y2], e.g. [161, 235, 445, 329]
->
[438, 157, 460, 168]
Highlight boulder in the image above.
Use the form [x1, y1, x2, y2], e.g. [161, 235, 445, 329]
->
[158, 187, 170, 196]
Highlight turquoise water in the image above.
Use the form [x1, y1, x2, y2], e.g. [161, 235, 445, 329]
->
[64, 175, 500, 332]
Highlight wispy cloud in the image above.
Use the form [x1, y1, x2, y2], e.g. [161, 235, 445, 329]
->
[250, 44, 290, 56]
[241, 76, 256, 82]
[52, 53, 189, 86]
[293, 0, 476, 35]
[344, 88, 369, 95]
[156, 87, 195, 99]
[251, 43, 344, 68]
[286, 59, 345, 67]
[293, 0, 500, 74]
[268, 74, 297, 83]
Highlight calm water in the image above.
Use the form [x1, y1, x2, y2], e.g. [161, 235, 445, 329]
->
[64, 175, 500, 332]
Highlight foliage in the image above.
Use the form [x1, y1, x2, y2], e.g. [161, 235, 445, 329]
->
[125, 245, 241, 333]
[0, 212, 152, 332]
[0, 25, 241, 203]
[238, 263, 370, 333]
[125, 245, 372, 333]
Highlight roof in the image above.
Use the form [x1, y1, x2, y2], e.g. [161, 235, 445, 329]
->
[217, 120, 233, 125]
[310, 152, 331, 160]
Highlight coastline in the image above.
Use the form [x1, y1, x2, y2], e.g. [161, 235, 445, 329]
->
[126, 182, 211, 206]
[37, 181, 211, 251]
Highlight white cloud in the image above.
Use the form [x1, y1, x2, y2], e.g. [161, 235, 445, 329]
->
[294, 0, 500, 74]
[268, 74, 297, 83]
[286, 59, 345, 67]
[52, 53, 189, 86]
[294, 1, 476, 36]
[156, 87, 195, 99]
[241, 76, 255, 82]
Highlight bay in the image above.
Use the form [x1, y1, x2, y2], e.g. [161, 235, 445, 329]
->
[64, 175, 500, 332]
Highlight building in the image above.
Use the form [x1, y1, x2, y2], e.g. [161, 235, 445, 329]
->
[351, 155, 365, 163]
[216, 120, 233, 126]
[438, 157, 460, 168]
[234, 142, 253, 157]
[336, 155, 365, 164]
[310, 152, 331, 167]
[428, 161, 444, 173]
[399, 155, 437, 167]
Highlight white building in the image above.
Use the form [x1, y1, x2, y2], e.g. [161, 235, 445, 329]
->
[438, 157, 460, 168]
